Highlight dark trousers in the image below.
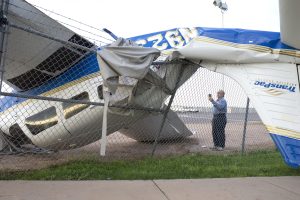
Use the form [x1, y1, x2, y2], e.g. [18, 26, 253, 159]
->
[212, 114, 227, 148]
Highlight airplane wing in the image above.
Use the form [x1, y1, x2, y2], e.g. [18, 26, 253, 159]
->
[174, 26, 300, 168]
[119, 110, 193, 141]
[3, 0, 95, 92]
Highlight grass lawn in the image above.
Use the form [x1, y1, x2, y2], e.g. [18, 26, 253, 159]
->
[0, 151, 299, 180]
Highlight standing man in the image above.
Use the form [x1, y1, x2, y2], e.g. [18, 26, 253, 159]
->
[208, 90, 227, 151]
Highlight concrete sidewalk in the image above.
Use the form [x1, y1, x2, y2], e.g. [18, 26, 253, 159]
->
[0, 177, 299, 200]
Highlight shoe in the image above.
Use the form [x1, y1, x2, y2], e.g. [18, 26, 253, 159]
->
[216, 147, 224, 151]
[209, 146, 217, 150]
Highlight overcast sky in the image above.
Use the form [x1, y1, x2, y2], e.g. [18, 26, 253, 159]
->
[27, 0, 280, 38]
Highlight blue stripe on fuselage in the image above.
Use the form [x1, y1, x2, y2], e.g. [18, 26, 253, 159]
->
[130, 27, 296, 50]
[196, 27, 295, 50]
[0, 53, 99, 112]
[0, 27, 297, 112]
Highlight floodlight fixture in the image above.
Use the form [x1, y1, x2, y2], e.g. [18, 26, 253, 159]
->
[213, 0, 228, 12]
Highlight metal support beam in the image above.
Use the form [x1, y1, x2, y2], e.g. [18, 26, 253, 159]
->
[0, 91, 163, 113]
[151, 65, 185, 156]
[152, 59, 202, 68]
[241, 97, 250, 154]
[0, 0, 9, 92]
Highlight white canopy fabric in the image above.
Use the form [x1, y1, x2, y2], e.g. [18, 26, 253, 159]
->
[98, 38, 160, 81]
[97, 38, 160, 110]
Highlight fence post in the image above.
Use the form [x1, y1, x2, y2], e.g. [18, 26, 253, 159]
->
[0, 0, 9, 92]
[241, 97, 250, 154]
[151, 65, 185, 156]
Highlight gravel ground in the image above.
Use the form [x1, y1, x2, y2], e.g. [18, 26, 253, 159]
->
[0, 119, 274, 171]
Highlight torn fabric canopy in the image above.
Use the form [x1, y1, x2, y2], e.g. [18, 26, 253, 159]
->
[97, 38, 160, 110]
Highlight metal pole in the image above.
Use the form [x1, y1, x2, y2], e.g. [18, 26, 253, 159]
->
[219, 7, 223, 94]
[151, 65, 185, 156]
[241, 97, 250, 154]
[221, 11, 224, 28]
[0, 91, 164, 113]
[222, 74, 225, 90]
[0, 0, 9, 92]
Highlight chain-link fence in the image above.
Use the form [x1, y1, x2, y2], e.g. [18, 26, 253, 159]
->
[0, 0, 274, 171]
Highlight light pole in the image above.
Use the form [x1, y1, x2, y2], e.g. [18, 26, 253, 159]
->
[213, 0, 228, 89]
